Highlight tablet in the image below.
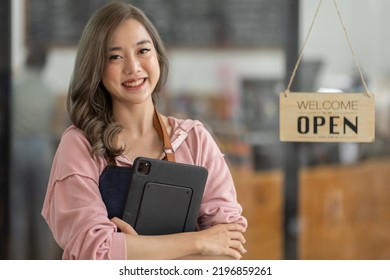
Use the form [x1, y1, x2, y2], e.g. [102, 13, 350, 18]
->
[122, 157, 208, 235]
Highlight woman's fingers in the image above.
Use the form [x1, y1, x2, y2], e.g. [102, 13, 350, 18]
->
[226, 223, 246, 233]
[230, 231, 246, 244]
[111, 217, 138, 235]
[230, 239, 247, 255]
[224, 223, 247, 245]
[198, 223, 247, 258]
[224, 224, 247, 257]
[226, 247, 243, 259]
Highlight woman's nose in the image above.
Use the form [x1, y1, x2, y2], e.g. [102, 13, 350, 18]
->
[124, 56, 141, 74]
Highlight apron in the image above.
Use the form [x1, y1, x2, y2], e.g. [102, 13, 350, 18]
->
[99, 108, 175, 219]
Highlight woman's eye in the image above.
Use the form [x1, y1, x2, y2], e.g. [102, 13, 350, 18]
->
[139, 48, 151, 55]
[109, 55, 122, 60]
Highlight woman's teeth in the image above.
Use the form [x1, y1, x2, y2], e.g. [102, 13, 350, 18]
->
[123, 79, 144, 87]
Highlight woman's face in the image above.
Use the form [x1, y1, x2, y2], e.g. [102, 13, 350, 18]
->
[102, 19, 160, 109]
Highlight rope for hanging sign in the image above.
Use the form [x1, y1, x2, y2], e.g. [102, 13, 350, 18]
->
[333, 0, 371, 96]
[284, 0, 371, 97]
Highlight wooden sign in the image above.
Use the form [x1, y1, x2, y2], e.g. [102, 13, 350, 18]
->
[280, 92, 375, 142]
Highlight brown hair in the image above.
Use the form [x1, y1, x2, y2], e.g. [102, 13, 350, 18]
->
[67, 1, 169, 160]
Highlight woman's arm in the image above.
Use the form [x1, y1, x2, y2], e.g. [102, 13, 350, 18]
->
[112, 218, 246, 260]
[175, 122, 248, 229]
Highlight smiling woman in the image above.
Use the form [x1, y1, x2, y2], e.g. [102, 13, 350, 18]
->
[102, 19, 161, 117]
[41, 1, 247, 260]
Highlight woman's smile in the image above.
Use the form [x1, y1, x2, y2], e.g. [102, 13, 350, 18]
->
[122, 78, 147, 90]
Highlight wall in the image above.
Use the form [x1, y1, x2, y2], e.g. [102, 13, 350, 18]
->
[300, 0, 390, 88]
[167, 48, 284, 96]
[12, 1, 390, 96]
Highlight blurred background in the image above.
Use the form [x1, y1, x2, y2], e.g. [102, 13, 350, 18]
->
[1, 0, 390, 259]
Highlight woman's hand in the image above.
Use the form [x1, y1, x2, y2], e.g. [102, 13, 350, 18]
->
[111, 218, 246, 260]
[111, 217, 138, 235]
[195, 223, 247, 259]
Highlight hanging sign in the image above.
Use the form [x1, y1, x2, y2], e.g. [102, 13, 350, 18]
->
[280, 92, 375, 142]
[279, 0, 375, 143]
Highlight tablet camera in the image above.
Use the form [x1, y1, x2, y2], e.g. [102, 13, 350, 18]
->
[137, 160, 151, 175]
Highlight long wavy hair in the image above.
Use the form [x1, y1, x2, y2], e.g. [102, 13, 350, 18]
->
[67, 1, 169, 160]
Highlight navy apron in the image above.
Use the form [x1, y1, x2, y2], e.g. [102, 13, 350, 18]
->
[98, 108, 175, 219]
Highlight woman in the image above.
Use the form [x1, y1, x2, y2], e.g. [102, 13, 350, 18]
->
[42, 1, 247, 260]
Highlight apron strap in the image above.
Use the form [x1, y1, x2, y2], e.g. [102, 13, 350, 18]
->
[153, 107, 175, 162]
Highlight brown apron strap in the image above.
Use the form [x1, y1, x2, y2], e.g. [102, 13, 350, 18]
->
[153, 107, 175, 162]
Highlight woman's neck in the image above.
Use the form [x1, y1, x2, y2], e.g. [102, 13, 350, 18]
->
[114, 102, 155, 137]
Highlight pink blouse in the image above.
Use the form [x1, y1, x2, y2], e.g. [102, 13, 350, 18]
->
[42, 116, 247, 259]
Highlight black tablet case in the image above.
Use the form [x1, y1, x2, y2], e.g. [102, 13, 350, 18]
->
[122, 157, 208, 235]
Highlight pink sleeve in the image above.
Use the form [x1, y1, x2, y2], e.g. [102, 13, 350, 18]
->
[178, 122, 248, 230]
[198, 154, 248, 229]
[41, 127, 127, 259]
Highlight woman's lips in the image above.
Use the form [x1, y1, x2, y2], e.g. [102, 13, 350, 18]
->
[122, 78, 146, 88]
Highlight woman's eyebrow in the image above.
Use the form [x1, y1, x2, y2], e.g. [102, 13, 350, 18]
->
[106, 46, 122, 52]
[136, 39, 152, 46]
[106, 40, 152, 52]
